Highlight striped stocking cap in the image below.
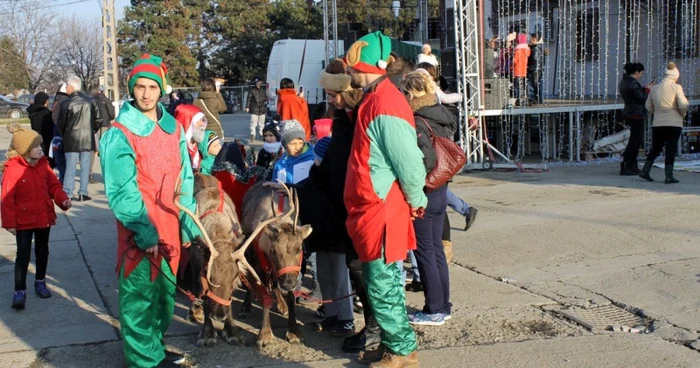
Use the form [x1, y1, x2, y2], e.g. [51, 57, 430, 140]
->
[128, 53, 170, 97]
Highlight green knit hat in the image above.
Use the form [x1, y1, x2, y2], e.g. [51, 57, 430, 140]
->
[344, 31, 393, 75]
[128, 53, 169, 97]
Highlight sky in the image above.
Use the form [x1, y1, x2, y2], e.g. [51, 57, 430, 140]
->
[58, 0, 131, 21]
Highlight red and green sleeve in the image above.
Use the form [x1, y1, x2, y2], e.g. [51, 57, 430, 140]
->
[100, 128, 160, 250]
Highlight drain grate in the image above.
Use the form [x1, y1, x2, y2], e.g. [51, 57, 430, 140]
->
[548, 305, 649, 332]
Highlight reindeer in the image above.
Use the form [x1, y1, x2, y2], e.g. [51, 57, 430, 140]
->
[239, 181, 312, 349]
[174, 173, 269, 347]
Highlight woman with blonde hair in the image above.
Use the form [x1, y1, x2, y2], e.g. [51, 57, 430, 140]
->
[401, 71, 457, 326]
[639, 62, 689, 183]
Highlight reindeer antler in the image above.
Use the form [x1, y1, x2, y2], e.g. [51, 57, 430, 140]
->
[232, 180, 295, 285]
[174, 167, 221, 288]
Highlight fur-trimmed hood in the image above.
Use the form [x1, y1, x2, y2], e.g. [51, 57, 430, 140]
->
[407, 93, 438, 112]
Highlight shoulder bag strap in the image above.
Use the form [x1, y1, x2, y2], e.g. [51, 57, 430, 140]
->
[199, 101, 225, 140]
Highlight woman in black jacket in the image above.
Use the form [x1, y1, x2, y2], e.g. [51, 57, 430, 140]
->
[27, 92, 55, 168]
[619, 62, 653, 175]
[401, 71, 457, 326]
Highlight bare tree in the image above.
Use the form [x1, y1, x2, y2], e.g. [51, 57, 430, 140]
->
[56, 16, 104, 91]
[0, 0, 62, 92]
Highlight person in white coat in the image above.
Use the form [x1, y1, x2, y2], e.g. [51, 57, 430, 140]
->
[639, 62, 689, 184]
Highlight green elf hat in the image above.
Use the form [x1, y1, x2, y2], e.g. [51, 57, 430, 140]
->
[127, 53, 171, 98]
[344, 31, 394, 75]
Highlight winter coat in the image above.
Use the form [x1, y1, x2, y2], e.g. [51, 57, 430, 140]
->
[297, 165, 346, 254]
[619, 74, 650, 120]
[410, 94, 458, 174]
[272, 142, 314, 185]
[344, 77, 427, 264]
[256, 142, 282, 171]
[51, 93, 69, 127]
[194, 91, 227, 138]
[417, 53, 439, 67]
[645, 78, 690, 128]
[247, 86, 267, 116]
[513, 44, 530, 78]
[277, 89, 311, 141]
[1, 156, 69, 231]
[527, 44, 546, 72]
[57, 92, 103, 152]
[93, 92, 116, 127]
[196, 130, 217, 175]
[317, 107, 357, 255]
[27, 104, 54, 153]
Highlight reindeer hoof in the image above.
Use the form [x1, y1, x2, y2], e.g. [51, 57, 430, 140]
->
[286, 330, 303, 344]
[256, 331, 275, 349]
[196, 334, 217, 348]
[222, 328, 243, 345]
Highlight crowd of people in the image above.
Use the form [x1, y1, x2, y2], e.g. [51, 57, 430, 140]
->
[0, 31, 481, 368]
[483, 31, 549, 106]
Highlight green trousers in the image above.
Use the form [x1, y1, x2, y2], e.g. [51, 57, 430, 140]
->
[119, 257, 176, 368]
[362, 258, 417, 356]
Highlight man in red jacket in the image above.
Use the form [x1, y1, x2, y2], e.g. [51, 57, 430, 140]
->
[344, 31, 428, 368]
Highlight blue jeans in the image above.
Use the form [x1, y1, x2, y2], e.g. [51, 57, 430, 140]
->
[63, 151, 92, 197]
[446, 188, 470, 216]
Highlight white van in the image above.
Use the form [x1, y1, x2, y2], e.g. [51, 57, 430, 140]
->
[266, 39, 345, 114]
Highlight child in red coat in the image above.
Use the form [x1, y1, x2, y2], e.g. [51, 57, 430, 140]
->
[1, 123, 71, 310]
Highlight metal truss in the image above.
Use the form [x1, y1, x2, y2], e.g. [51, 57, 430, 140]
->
[454, 0, 487, 169]
[323, 0, 339, 63]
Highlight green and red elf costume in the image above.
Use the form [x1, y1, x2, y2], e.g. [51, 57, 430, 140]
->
[100, 54, 202, 368]
[343, 32, 428, 357]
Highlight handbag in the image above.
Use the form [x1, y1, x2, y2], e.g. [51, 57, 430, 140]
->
[417, 117, 466, 189]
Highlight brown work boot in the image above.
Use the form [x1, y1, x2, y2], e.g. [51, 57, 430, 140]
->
[369, 350, 419, 368]
[443, 240, 453, 263]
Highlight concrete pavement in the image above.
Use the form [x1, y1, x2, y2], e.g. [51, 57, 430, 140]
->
[1, 114, 700, 367]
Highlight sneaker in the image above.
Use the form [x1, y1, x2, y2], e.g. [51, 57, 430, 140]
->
[444, 313, 452, 321]
[315, 305, 325, 319]
[404, 271, 414, 284]
[11, 290, 26, 310]
[73, 195, 92, 202]
[408, 312, 445, 326]
[331, 320, 355, 337]
[464, 207, 479, 232]
[34, 280, 52, 299]
[163, 350, 187, 365]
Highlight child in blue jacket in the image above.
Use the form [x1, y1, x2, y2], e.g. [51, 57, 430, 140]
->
[272, 119, 314, 185]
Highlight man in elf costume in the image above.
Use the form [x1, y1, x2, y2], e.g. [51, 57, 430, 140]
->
[343, 31, 428, 368]
[100, 54, 202, 368]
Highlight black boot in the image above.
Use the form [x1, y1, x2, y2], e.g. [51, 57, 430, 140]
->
[664, 166, 679, 184]
[342, 314, 381, 353]
[619, 162, 637, 176]
[630, 161, 641, 174]
[639, 161, 654, 182]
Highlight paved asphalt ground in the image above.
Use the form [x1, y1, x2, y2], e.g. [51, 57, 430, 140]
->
[1, 113, 700, 367]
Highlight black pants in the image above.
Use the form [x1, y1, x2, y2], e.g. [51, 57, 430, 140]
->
[527, 71, 543, 104]
[15, 228, 51, 291]
[442, 214, 450, 242]
[346, 257, 373, 323]
[646, 126, 682, 167]
[413, 185, 451, 315]
[622, 118, 644, 165]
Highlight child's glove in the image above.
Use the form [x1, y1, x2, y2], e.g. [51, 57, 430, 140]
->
[62, 199, 72, 210]
[7, 228, 16, 236]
